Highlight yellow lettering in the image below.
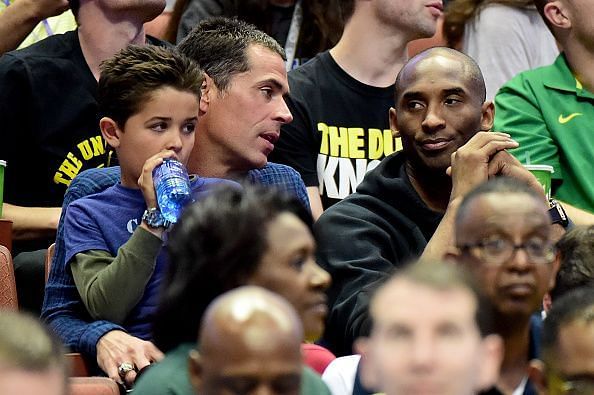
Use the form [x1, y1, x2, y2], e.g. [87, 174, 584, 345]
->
[329, 126, 349, 158]
[77, 140, 93, 160]
[368, 129, 384, 160]
[57, 153, 83, 179]
[318, 123, 330, 155]
[383, 129, 395, 155]
[53, 172, 71, 186]
[394, 136, 403, 152]
[90, 136, 105, 156]
[347, 128, 365, 159]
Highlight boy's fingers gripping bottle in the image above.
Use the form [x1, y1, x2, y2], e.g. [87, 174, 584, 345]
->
[152, 159, 192, 224]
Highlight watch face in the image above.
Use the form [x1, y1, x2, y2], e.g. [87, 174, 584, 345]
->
[143, 209, 168, 228]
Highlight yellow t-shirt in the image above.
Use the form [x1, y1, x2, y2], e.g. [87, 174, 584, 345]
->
[0, 0, 76, 49]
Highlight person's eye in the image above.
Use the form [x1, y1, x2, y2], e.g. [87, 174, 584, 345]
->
[444, 96, 462, 105]
[261, 87, 273, 99]
[150, 122, 168, 132]
[290, 255, 307, 271]
[437, 323, 462, 338]
[182, 122, 196, 134]
[482, 237, 508, 254]
[406, 101, 424, 110]
[525, 238, 548, 256]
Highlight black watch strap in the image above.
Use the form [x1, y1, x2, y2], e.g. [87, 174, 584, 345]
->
[548, 199, 569, 228]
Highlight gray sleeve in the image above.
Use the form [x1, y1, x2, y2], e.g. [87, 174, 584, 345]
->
[70, 227, 163, 324]
[177, 0, 231, 42]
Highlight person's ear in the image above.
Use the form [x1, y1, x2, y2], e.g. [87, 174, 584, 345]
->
[99, 117, 121, 149]
[528, 359, 549, 395]
[544, 1, 571, 30]
[200, 74, 214, 115]
[188, 349, 204, 393]
[479, 101, 495, 132]
[389, 107, 400, 138]
[477, 334, 504, 392]
[354, 337, 379, 391]
[548, 251, 561, 291]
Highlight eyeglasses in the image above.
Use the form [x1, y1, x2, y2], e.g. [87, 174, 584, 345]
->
[549, 373, 594, 395]
[458, 236, 556, 266]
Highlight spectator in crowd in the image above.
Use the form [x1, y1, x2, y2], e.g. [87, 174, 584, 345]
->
[134, 185, 331, 395]
[270, 0, 444, 218]
[172, 0, 343, 69]
[494, 0, 594, 220]
[0, 311, 67, 395]
[42, 19, 309, 383]
[43, 44, 229, 388]
[315, 47, 546, 356]
[0, 0, 167, 314]
[546, 225, 594, 306]
[529, 287, 594, 395]
[443, 0, 558, 101]
[0, 0, 75, 54]
[188, 286, 305, 395]
[451, 177, 560, 394]
[361, 262, 503, 395]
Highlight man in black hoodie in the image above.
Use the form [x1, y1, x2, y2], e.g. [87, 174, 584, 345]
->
[315, 47, 544, 357]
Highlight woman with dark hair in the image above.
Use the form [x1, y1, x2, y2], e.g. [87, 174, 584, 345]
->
[134, 184, 332, 394]
[443, 0, 558, 100]
[169, 0, 344, 68]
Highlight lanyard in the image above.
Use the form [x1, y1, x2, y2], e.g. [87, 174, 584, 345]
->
[4, 0, 53, 36]
[284, 0, 302, 72]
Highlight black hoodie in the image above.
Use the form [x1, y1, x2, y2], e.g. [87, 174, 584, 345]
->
[314, 151, 443, 356]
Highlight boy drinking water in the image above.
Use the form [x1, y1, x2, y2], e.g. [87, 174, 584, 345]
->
[57, 44, 225, 385]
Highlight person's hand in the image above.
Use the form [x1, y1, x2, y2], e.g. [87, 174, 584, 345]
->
[137, 149, 178, 210]
[25, 0, 70, 20]
[96, 330, 164, 388]
[487, 150, 547, 200]
[447, 132, 519, 202]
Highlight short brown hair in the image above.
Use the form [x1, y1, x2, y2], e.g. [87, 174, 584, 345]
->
[0, 312, 66, 380]
[98, 45, 203, 127]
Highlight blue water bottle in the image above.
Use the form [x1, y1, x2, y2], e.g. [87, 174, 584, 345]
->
[152, 159, 192, 223]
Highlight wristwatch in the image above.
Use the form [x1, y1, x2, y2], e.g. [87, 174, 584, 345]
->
[142, 208, 171, 229]
[548, 199, 569, 228]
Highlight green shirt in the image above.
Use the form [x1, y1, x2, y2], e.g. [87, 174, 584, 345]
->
[133, 343, 332, 395]
[494, 53, 594, 213]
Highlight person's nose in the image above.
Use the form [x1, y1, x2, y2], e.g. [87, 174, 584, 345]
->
[506, 245, 532, 273]
[410, 335, 436, 371]
[421, 104, 446, 132]
[309, 260, 331, 291]
[273, 96, 293, 124]
[166, 131, 183, 154]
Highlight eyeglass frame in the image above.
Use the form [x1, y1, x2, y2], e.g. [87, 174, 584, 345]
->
[457, 236, 557, 266]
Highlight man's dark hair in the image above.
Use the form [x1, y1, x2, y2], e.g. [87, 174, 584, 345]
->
[152, 184, 313, 353]
[371, 262, 496, 337]
[97, 45, 203, 128]
[550, 226, 594, 301]
[0, 312, 67, 392]
[542, 287, 594, 363]
[339, 0, 356, 22]
[394, 47, 487, 105]
[177, 17, 284, 92]
[68, 0, 80, 18]
[455, 177, 546, 231]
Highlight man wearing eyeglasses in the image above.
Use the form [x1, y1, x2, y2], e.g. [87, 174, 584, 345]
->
[450, 176, 561, 395]
[528, 287, 594, 395]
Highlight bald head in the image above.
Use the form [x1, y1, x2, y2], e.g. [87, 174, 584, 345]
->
[395, 47, 486, 105]
[189, 286, 304, 395]
[199, 286, 303, 355]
